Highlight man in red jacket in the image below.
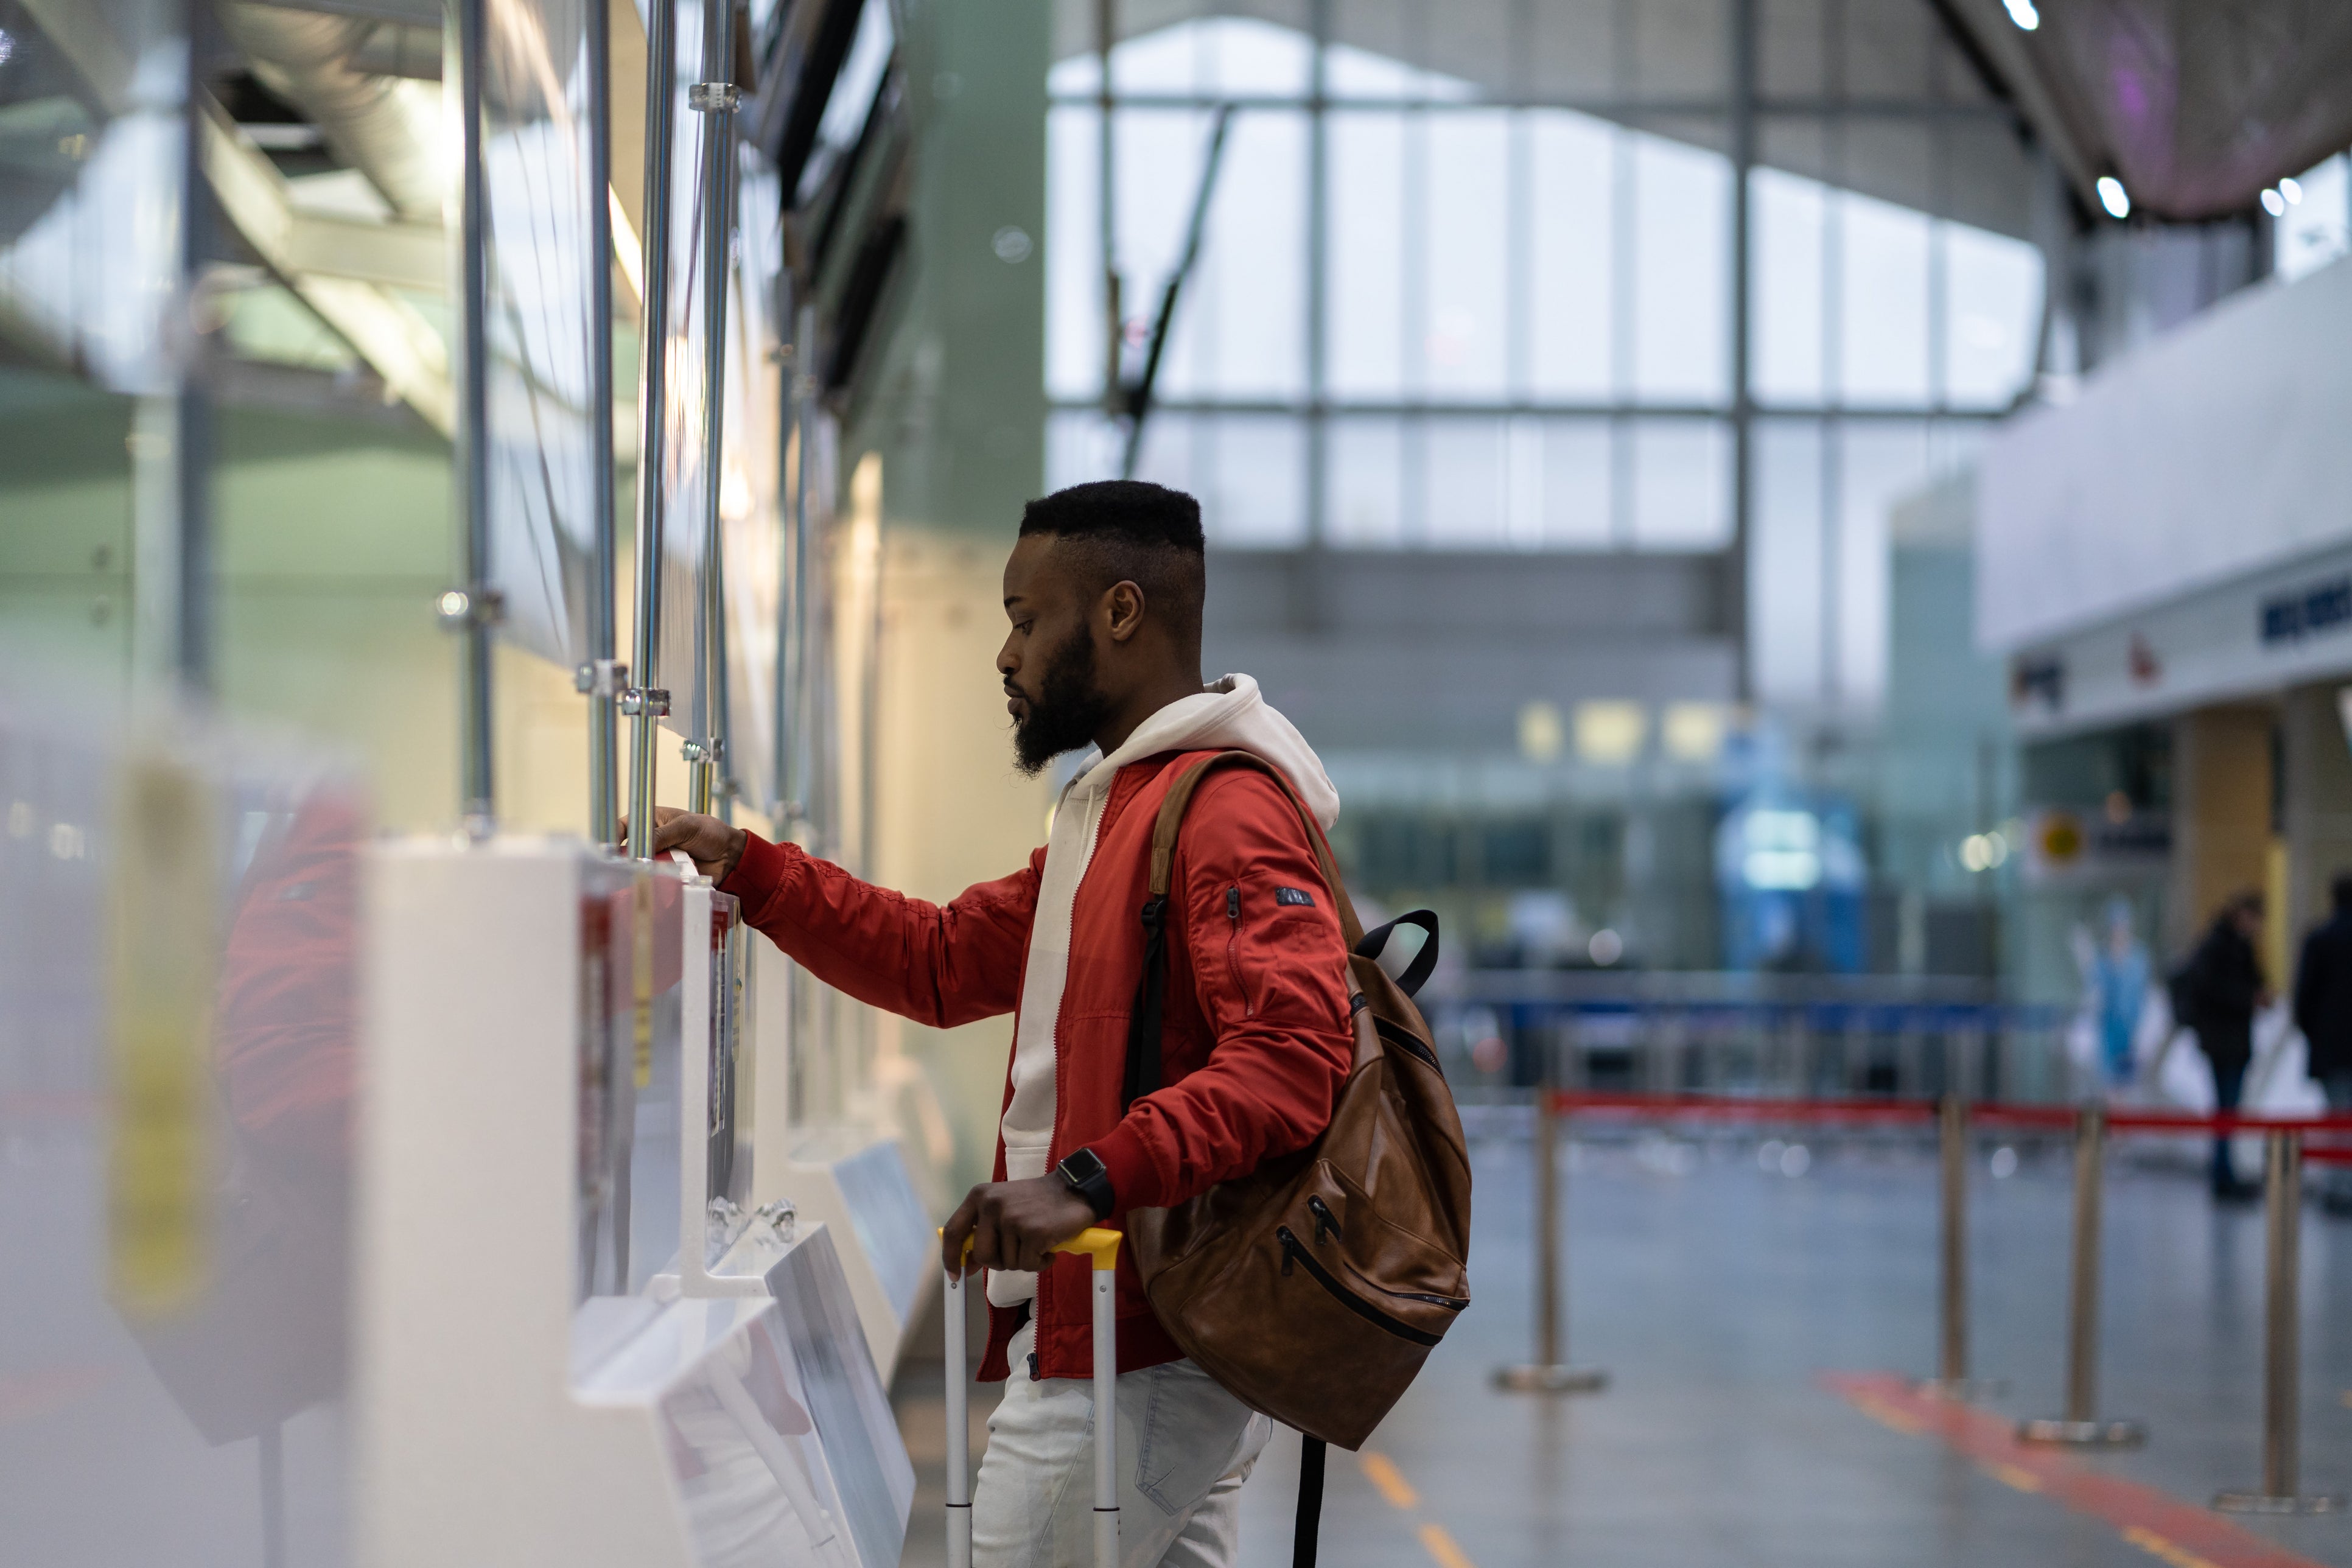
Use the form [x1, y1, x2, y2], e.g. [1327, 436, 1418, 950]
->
[653, 480, 1354, 1566]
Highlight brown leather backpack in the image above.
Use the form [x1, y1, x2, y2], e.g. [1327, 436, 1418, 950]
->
[1121, 752, 1472, 1552]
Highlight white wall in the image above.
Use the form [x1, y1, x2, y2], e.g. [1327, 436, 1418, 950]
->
[1977, 255, 2352, 653]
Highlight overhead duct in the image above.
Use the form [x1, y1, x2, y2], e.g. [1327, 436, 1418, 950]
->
[217, 2, 447, 220]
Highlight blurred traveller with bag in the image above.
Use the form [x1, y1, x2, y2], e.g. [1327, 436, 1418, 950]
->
[2291, 873, 2352, 1214]
[649, 481, 1471, 1567]
[2174, 890, 2271, 1201]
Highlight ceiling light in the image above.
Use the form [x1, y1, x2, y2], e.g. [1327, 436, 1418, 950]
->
[2096, 176, 2130, 219]
[2281, 177, 2304, 205]
[2261, 187, 2286, 217]
[2001, 0, 2040, 29]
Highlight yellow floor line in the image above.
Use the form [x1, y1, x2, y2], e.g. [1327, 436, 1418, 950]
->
[1418, 1521, 1477, 1568]
[1979, 1461, 2044, 1494]
[1360, 1451, 1421, 1511]
[2122, 1525, 2223, 1568]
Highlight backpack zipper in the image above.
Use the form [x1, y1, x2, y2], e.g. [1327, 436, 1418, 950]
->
[1225, 884, 1253, 1016]
[1275, 1226, 1444, 1346]
[1307, 1194, 1342, 1245]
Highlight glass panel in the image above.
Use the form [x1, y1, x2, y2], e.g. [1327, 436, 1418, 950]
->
[482, 0, 600, 671]
[1422, 416, 1508, 546]
[1752, 417, 1825, 702]
[1421, 111, 1510, 401]
[1328, 415, 1404, 545]
[0, 0, 187, 396]
[1631, 133, 1728, 404]
[1200, 415, 1307, 547]
[1122, 412, 1307, 548]
[1839, 188, 1930, 404]
[1327, 109, 1405, 397]
[1527, 111, 1614, 401]
[1045, 105, 1103, 402]
[1752, 166, 1826, 405]
[1541, 419, 1614, 547]
[1629, 418, 1728, 547]
[1162, 110, 1306, 400]
[1941, 220, 2041, 409]
[1835, 419, 1936, 709]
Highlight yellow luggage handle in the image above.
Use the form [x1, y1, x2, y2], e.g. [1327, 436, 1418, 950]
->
[943, 1225, 1123, 1271]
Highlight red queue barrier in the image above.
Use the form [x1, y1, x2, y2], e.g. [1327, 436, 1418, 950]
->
[1502, 1088, 2350, 1513]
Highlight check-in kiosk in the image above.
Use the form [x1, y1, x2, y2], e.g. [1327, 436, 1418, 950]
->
[357, 838, 911, 1567]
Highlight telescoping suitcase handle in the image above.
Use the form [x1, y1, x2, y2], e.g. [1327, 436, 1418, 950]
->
[942, 1228, 1124, 1568]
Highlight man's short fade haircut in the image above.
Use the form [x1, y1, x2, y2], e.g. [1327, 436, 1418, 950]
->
[1019, 480, 1206, 661]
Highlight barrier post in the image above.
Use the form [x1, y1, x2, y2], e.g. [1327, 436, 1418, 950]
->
[1494, 1024, 1606, 1394]
[2215, 1131, 2345, 1514]
[2019, 1105, 2146, 1446]
[1918, 1093, 2002, 1398]
[2013, 1105, 2144, 1448]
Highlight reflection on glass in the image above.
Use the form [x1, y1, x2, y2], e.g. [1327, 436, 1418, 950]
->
[1, 702, 368, 1565]
[0, 0, 186, 394]
[482, 0, 601, 667]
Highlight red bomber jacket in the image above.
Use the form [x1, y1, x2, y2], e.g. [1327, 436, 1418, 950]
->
[720, 748, 1355, 1382]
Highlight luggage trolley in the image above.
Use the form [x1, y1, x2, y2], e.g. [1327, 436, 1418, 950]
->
[942, 1228, 1124, 1568]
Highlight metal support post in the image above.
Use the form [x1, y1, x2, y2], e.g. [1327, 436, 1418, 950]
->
[452, 0, 497, 835]
[2019, 1105, 2144, 1446]
[2216, 1132, 2345, 1514]
[583, 0, 621, 849]
[1495, 1027, 1606, 1394]
[625, 0, 680, 861]
[685, 5, 738, 818]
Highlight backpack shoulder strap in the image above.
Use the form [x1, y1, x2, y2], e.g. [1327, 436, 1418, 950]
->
[1146, 751, 1363, 947]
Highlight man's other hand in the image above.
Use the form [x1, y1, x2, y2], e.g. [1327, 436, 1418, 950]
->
[941, 1177, 1098, 1278]
[622, 807, 747, 883]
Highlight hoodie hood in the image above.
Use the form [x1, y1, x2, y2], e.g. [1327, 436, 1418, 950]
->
[1062, 673, 1339, 830]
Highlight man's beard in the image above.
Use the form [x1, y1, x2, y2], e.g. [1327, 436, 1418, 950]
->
[1012, 625, 1114, 777]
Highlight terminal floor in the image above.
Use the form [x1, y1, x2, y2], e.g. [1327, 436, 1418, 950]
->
[892, 1127, 2352, 1567]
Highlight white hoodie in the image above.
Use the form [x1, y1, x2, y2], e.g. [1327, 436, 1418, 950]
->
[987, 673, 1339, 1308]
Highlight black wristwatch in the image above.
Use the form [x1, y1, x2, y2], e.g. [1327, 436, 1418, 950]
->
[1055, 1147, 1116, 1220]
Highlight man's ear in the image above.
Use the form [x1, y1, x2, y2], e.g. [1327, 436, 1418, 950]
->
[1104, 579, 1147, 643]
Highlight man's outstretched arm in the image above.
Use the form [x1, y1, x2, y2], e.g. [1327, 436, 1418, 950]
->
[647, 807, 1040, 1029]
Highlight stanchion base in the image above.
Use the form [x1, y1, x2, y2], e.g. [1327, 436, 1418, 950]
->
[1913, 1378, 2009, 1402]
[2015, 1417, 2147, 1447]
[1492, 1363, 1608, 1395]
[2213, 1491, 2346, 1516]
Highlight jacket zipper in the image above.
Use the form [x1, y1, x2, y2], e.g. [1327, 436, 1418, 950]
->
[1225, 884, 1253, 1016]
[1275, 1226, 1444, 1346]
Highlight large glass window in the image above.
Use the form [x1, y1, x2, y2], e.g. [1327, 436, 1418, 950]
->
[1046, 8, 2047, 709]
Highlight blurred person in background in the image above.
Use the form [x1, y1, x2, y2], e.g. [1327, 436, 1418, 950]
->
[2177, 890, 2270, 1201]
[2077, 897, 2151, 1089]
[2291, 873, 2352, 1215]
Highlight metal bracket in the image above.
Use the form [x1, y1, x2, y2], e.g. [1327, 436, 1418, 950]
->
[680, 737, 726, 764]
[618, 687, 670, 717]
[687, 82, 740, 113]
[574, 659, 628, 698]
[434, 586, 505, 629]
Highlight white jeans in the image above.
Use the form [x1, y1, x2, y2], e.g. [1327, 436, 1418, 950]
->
[973, 1323, 1273, 1568]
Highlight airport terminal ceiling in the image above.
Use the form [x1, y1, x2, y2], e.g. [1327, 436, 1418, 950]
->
[1051, 0, 2040, 241]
